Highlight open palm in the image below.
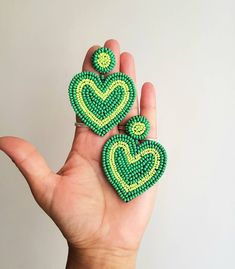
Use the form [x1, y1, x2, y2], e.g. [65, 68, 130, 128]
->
[0, 40, 158, 258]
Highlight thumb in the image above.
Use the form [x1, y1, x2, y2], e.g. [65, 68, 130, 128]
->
[0, 136, 56, 208]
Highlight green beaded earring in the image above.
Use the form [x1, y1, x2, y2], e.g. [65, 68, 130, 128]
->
[68, 47, 136, 136]
[102, 115, 167, 202]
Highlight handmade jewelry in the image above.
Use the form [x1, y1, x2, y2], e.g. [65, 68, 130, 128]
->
[102, 115, 167, 202]
[68, 47, 136, 136]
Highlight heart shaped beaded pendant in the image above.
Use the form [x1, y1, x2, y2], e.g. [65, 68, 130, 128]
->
[102, 116, 167, 202]
[69, 47, 136, 136]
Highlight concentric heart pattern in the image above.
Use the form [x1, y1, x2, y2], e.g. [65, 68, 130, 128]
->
[102, 134, 167, 202]
[68, 47, 167, 201]
[69, 71, 136, 136]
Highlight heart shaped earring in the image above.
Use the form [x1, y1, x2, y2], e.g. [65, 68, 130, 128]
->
[68, 47, 136, 136]
[102, 115, 167, 202]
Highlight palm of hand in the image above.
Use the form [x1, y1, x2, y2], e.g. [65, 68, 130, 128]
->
[50, 129, 155, 252]
[0, 40, 158, 254]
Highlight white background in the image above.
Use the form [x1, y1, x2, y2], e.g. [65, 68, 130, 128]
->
[0, 0, 234, 268]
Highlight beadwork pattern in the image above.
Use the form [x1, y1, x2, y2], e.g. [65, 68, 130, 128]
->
[68, 48, 136, 136]
[102, 116, 167, 202]
[125, 115, 150, 140]
[92, 47, 116, 74]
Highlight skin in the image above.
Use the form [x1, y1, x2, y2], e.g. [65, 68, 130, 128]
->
[0, 39, 158, 269]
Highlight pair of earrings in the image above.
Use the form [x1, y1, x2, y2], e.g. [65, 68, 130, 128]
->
[69, 47, 167, 202]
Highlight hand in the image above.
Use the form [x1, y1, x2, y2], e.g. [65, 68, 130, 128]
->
[0, 39, 158, 269]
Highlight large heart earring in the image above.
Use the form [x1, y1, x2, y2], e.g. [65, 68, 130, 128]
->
[102, 115, 167, 202]
[68, 47, 136, 136]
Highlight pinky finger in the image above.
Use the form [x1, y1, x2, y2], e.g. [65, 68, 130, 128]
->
[140, 82, 157, 139]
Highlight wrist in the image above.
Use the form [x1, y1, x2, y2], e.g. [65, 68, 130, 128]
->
[66, 245, 137, 269]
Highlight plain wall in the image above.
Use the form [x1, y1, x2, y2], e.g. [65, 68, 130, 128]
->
[0, 0, 234, 268]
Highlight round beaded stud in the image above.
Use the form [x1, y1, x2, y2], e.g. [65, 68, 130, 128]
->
[125, 115, 150, 140]
[92, 47, 116, 74]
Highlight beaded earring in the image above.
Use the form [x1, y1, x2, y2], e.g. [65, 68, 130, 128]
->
[68, 47, 136, 136]
[102, 115, 167, 202]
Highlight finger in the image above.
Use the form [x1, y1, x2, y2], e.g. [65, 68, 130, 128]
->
[0, 136, 56, 205]
[103, 39, 120, 135]
[119, 52, 138, 127]
[140, 82, 157, 138]
[74, 42, 120, 138]
[74, 45, 101, 136]
[131, 82, 158, 207]
[82, 45, 100, 73]
[104, 39, 120, 76]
